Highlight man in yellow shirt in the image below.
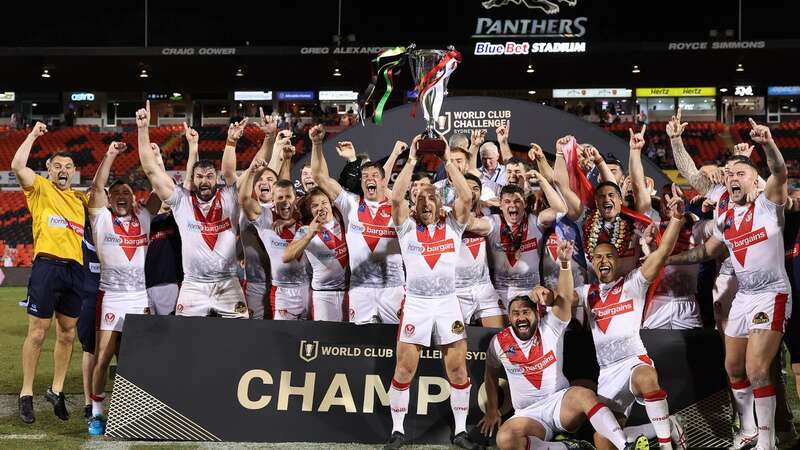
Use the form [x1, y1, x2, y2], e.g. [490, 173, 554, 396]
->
[12, 122, 88, 424]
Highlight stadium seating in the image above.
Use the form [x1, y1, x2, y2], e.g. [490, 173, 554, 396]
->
[0, 192, 33, 265]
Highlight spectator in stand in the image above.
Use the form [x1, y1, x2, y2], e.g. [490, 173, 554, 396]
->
[12, 122, 87, 424]
[3, 247, 14, 267]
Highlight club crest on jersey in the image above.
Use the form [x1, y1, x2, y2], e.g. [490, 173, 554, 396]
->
[358, 204, 366, 213]
[105, 312, 115, 323]
[505, 345, 517, 355]
[379, 211, 391, 219]
[718, 197, 729, 211]
[176, 304, 184, 313]
[752, 312, 769, 324]
[234, 302, 248, 314]
[611, 285, 623, 295]
[724, 216, 733, 232]
[322, 231, 331, 241]
[404, 324, 415, 337]
[452, 320, 465, 335]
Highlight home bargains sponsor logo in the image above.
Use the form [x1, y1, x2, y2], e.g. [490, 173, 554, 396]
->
[729, 227, 767, 251]
[362, 224, 397, 240]
[593, 299, 634, 320]
[104, 233, 148, 247]
[462, 236, 484, 259]
[188, 218, 233, 234]
[48, 215, 85, 236]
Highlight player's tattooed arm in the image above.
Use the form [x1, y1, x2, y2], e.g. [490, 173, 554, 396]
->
[222, 118, 248, 186]
[667, 234, 728, 266]
[392, 135, 421, 226]
[309, 125, 344, 200]
[239, 159, 265, 221]
[477, 355, 503, 437]
[749, 118, 788, 205]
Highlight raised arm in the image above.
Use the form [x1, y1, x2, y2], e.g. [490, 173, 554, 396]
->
[749, 118, 788, 205]
[238, 159, 266, 222]
[496, 123, 513, 162]
[583, 144, 615, 185]
[641, 185, 684, 281]
[628, 125, 652, 213]
[469, 129, 486, 173]
[277, 143, 295, 181]
[667, 108, 715, 195]
[283, 215, 322, 263]
[11, 122, 47, 189]
[382, 140, 407, 189]
[553, 136, 585, 221]
[309, 124, 343, 200]
[392, 135, 420, 225]
[137, 101, 175, 201]
[183, 122, 199, 191]
[222, 118, 248, 186]
[89, 142, 126, 209]
[533, 170, 568, 229]
[528, 143, 553, 183]
[552, 240, 577, 322]
[444, 141, 472, 225]
[256, 108, 278, 164]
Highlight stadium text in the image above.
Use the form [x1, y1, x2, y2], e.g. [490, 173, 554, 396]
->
[160, 47, 237, 56]
[236, 371, 511, 415]
[666, 41, 766, 51]
[474, 41, 586, 55]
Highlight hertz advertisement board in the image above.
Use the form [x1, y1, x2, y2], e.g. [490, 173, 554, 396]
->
[107, 316, 731, 446]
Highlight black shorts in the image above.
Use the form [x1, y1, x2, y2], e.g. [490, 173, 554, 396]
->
[26, 257, 85, 319]
[77, 273, 100, 354]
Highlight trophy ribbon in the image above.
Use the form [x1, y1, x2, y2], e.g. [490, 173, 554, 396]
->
[411, 49, 461, 120]
[358, 46, 407, 125]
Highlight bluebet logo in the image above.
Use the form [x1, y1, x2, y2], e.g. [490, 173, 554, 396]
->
[474, 41, 586, 55]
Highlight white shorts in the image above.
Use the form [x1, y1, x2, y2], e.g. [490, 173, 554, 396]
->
[246, 281, 268, 320]
[98, 290, 149, 333]
[642, 296, 702, 330]
[398, 294, 466, 347]
[713, 272, 738, 322]
[457, 282, 505, 323]
[176, 278, 248, 318]
[146, 283, 179, 315]
[496, 286, 533, 312]
[597, 354, 655, 417]
[511, 387, 575, 441]
[310, 290, 347, 322]
[348, 285, 405, 325]
[725, 291, 791, 338]
[269, 284, 310, 320]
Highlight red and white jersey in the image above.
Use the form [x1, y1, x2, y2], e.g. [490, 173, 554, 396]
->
[709, 184, 737, 277]
[651, 220, 703, 301]
[253, 208, 310, 288]
[486, 213, 544, 290]
[576, 269, 650, 368]
[397, 212, 466, 298]
[166, 185, 239, 283]
[293, 219, 348, 291]
[486, 313, 570, 410]
[334, 191, 403, 288]
[90, 208, 151, 292]
[713, 193, 790, 294]
[456, 209, 493, 289]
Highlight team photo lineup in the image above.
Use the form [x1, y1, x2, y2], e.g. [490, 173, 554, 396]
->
[8, 85, 800, 450]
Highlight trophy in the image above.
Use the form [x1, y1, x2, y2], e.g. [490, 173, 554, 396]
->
[408, 45, 462, 154]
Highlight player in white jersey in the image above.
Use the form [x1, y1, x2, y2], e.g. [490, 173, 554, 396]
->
[384, 135, 481, 450]
[487, 176, 566, 310]
[240, 162, 310, 320]
[642, 184, 704, 330]
[136, 101, 248, 319]
[434, 146, 498, 207]
[479, 242, 647, 450]
[239, 166, 277, 319]
[86, 141, 156, 435]
[283, 187, 348, 321]
[310, 125, 405, 324]
[567, 191, 687, 450]
[456, 173, 504, 327]
[667, 119, 791, 450]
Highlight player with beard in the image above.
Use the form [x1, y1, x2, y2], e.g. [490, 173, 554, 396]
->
[241, 161, 310, 320]
[137, 101, 248, 318]
[667, 119, 790, 450]
[567, 192, 687, 450]
[384, 134, 480, 450]
[487, 173, 567, 310]
[14, 122, 88, 424]
[456, 173, 504, 327]
[86, 141, 155, 435]
[283, 186, 347, 321]
[480, 242, 646, 450]
[310, 125, 405, 324]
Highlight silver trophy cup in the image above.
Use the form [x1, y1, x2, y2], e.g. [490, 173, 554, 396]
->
[408, 46, 458, 154]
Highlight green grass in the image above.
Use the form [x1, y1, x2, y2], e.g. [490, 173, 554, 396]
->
[0, 287, 85, 395]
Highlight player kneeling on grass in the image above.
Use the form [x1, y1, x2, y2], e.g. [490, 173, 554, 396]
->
[86, 142, 158, 436]
[479, 241, 647, 450]
[384, 135, 484, 450]
[568, 187, 689, 450]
